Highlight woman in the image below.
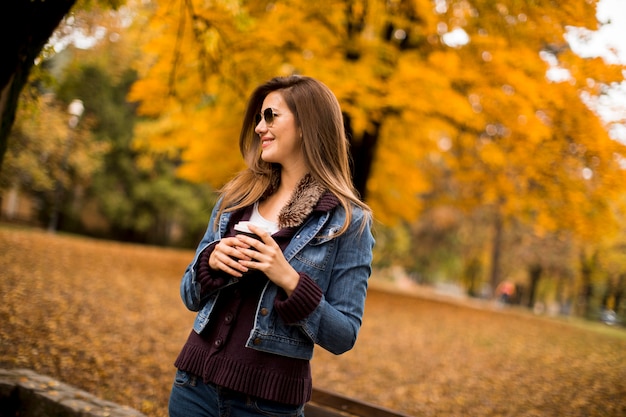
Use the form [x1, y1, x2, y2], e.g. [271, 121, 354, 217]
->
[168, 75, 374, 417]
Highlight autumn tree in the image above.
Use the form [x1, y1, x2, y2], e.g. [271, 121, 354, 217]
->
[0, 0, 75, 171]
[1, 5, 215, 245]
[0, 92, 106, 228]
[129, 0, 626, 293]
[68, 8, 218, 246]
[0, 0, 128, 174]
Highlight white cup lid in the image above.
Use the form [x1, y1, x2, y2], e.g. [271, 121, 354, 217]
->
[234, 221, 268, 234]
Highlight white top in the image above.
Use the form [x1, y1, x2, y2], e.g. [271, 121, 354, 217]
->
[234, 202, 279, 235]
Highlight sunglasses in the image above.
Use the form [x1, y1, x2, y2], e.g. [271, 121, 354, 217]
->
[255, 108, 278, 127]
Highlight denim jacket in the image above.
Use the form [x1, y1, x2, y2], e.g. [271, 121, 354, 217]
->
[180, 200, 374, 361]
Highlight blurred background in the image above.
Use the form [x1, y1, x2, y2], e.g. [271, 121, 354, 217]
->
[2, 0, 626, 326]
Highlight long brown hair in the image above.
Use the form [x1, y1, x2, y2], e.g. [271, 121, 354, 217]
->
[216, 75, 370, 234]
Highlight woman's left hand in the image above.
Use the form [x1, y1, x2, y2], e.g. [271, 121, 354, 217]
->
[235, 224, 300, 296]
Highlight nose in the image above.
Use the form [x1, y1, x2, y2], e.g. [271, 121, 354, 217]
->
[255, 120, 268, 135]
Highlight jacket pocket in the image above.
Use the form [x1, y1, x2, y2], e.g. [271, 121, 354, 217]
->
[293, 228, 337, 270]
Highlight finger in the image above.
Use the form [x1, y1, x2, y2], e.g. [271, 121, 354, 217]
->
[239, 246, 264, 264]
[213, 240, 251, 273]
[221, 264, 245, 277]
[238, 257, 262, 273]
[219, 237, 249, 251]
[217, 239, 250, 259]
[235, 235, 262, 252]
[216, 251, 248, 276]
[246, 224, 274, 245]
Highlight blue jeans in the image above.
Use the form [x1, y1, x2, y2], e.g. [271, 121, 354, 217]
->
[168, 370, 306, 417]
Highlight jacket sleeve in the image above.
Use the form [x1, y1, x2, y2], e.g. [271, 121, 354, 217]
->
[301, 208, 374, 355]
[274, 273, 323, 324]
[180, 204, 222, 311]
[197, 244, 230, 297]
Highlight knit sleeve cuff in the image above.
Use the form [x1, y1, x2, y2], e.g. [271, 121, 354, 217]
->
[274, 273, 323, 324]
[197, 243, 226, 296]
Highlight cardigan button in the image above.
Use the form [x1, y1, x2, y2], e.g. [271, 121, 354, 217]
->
[260, 308, 269, 316]
[224, 313, 234, 324]
[214, 338, 223, 349]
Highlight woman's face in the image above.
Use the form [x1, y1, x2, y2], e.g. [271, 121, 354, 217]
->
[255, 91, 304, 171]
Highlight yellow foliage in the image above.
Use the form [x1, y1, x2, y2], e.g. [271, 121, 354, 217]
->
[2, 95, 105, 193]
[126, 0, 626, 245]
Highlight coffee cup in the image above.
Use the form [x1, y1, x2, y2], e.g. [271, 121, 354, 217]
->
[234, 221, 267, 244]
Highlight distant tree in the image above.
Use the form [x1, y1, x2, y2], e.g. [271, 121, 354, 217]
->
[0, 86, 108, 224]
[0, 0, 123, 173]
[3, 5, 213, 246]
[0, 0, 74, 171]
[51, 38, 213, 245]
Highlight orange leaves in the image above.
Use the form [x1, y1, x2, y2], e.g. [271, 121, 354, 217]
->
[125, 0, 626, 248]
[2, 227, 626, 417]
[175, 105, 246, 186]
[368, 116, 432, 225]
[0, 227, 195, 415]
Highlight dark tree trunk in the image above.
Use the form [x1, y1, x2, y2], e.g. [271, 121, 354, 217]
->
[614, 274, 625, 314]
[489, 212, 503, 296]
[463, 257, 482, 297]
[526, 264, 542, 309]
[578, 250, 596, 318]
[343, 112, 380, 201]
[0, 0, 77, 172]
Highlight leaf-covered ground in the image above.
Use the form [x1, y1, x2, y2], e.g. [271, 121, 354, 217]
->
[1, 225, 625, 416]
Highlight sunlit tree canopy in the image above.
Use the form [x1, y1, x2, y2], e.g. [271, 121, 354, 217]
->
[128, 0, 626, 244]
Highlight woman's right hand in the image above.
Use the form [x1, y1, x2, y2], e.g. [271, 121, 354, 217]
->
[208, 237, 251, 277]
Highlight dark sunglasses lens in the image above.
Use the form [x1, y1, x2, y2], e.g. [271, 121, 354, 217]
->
[264, 108, 274, 125]
[255, 108, 275, 125]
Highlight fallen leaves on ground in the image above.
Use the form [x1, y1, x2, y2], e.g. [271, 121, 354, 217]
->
[1, 225, 625, 417]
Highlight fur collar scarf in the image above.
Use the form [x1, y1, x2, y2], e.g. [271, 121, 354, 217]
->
[265, 174, 336, 229]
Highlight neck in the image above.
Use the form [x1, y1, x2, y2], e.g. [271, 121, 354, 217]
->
[279, 166, 308, 194]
